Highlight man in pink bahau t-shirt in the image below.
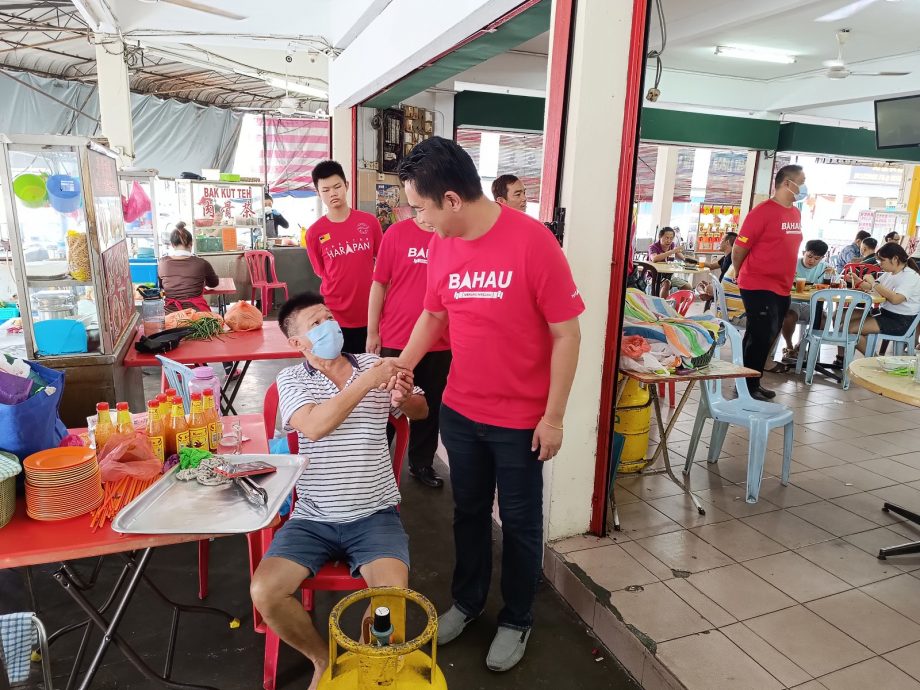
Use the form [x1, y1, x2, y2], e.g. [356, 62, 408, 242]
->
[305, 160, 383, 355]
[367, 217, 451, 489]
[386, 137, 584, 672]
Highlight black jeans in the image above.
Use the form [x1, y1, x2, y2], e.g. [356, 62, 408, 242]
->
[739, 289, 791, 391]
[341, 326, 368, 355]
[440, 404, 543, 630]
[381, 347, 452, 472]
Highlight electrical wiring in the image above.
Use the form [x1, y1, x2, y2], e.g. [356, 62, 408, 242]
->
[646, 0, 667, 93]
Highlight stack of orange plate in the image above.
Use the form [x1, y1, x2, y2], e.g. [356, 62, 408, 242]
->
[24, 447, 103, 521]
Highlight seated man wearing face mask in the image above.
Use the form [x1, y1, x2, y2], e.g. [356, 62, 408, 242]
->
[249, 291, 427, 690]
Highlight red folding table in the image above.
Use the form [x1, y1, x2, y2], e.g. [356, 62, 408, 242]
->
[124, 322, 299, 414]
[0, 415, 269, 690]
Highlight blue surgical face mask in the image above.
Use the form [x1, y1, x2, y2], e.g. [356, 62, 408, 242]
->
[306, 319, 344, 360]
[790, 180, 808, 203]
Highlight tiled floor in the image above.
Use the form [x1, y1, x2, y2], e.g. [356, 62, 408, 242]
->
[549, 367, 920, 690]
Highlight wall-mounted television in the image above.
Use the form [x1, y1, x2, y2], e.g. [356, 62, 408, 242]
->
[875, 95, 920, 149]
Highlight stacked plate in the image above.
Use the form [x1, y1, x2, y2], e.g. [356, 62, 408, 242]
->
[24, 448, 103, 521]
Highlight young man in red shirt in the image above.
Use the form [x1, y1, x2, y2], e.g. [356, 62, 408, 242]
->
[367, 217, 451, 488]
[732, 164, 806, 401]
[388, 137, 584, 671]
[305, 160, 383, 354]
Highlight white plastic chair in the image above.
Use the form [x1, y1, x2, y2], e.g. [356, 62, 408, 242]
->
[155, 354, 195, 414]
[794, 288, 872, 390]
[683, 321, 794, 503]
[864, 311, 920, 357]
[710, 279, 730, 321]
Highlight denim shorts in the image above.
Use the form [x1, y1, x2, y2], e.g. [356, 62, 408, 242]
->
[265, 507, 409, 578]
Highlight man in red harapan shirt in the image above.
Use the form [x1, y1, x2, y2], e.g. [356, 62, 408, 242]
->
[367, 216, 451, 489]
[305, 160, 383, 354]
[387, 137, 584, 672]
[732, 164, 806, 401]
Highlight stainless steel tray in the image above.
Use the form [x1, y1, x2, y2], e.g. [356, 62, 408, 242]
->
[112, 454, 308, 535]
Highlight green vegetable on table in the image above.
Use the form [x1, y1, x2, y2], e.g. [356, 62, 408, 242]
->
[179, 317, 224, 341]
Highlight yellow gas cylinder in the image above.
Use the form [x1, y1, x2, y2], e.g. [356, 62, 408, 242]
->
[614, 376, 652, 474]
[318, 587, 448, 690]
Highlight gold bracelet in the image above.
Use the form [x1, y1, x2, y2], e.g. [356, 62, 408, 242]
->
[541, 417, 564, 431]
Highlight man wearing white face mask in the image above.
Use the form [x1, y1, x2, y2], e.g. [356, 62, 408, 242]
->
[250, 291, 426, 690]
[732, 164, 806, 401]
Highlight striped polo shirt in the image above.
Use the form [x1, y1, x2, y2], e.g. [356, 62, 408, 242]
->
[277, 352, 420, 523]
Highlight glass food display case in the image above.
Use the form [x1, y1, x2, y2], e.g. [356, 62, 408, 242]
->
[119, 169, 159, 261]
[0, 135, 136, 360]
[176, 179, 265, 253]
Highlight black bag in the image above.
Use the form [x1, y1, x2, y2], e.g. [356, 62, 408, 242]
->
[134, 327, 193, 354]
[626, 266, 649, 293]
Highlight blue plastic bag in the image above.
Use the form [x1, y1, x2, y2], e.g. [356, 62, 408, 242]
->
[0, 360, 66, 465]
[269, 435, 295, 517]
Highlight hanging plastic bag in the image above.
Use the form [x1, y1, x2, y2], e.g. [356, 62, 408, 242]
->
[97, 431, 162, 483]
[225, 301, 263, 332]
[121, 181, 152, 224]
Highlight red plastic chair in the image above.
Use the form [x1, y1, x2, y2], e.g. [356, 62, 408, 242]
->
[256, 381, 410, 690]
[658, 290, 695, 408]
[842, 262, 882, 284]
[244, 250, 289, 316]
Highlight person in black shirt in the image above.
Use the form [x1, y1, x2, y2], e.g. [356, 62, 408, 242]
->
[697, 232, 738, 302]
[264, 193, 290, 238]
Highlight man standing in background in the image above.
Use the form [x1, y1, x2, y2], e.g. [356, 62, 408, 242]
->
[491, 174, 528, 212]
[367, 216, 451, 489]
[732, 164, 806, 401]
[305, 160, 383, 354]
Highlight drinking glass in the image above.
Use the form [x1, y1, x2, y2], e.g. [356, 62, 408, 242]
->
[86, 415, 97, 449]
[218, 421, 242, 455]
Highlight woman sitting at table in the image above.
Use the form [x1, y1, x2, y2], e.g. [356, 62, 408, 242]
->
[158, 223, 219, 313]
[647, 226, 690, 298]
[850, 242, 920, 354]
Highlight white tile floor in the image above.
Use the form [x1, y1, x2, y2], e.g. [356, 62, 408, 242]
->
[548, 362, 920, 689]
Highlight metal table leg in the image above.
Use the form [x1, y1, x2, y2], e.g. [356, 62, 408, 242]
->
[219, 360, 251, 415]
[51, 548, 238, 690]
[646, 380, 697, 466]
[646, 384, 706, 515]
[608, 378, 629, 533]
[878, 502, 920, 559]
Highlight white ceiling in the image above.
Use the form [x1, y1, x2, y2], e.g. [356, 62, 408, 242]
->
[441, 0, 920, 127]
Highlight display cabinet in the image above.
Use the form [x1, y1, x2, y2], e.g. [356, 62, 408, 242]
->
[119, 169, 160, 261]
[175, 179, 265, 253]
[0, 135, 137, 361]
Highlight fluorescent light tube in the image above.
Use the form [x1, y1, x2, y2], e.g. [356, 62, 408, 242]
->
[266, 77, 327, 99]
[715, 46, 796, 64]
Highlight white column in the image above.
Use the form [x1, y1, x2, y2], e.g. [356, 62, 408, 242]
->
[750, 151, 775, 210]
[690, 147, 711, 201]
[94, 38, 135, 161]
[650, 145, 679, 231]
[544, 0, 636, 540]
[331, 107, 355, 170]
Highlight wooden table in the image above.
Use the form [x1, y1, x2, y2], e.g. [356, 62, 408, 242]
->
[790, 287, 885, 305]
[648, 262, 710, 293]
[204, 277, 236, 316]
[0, 416, 269, 690]
[124, 322, 299, 414]
[848, 356, 920, 559]
[612, 360, 758, 530]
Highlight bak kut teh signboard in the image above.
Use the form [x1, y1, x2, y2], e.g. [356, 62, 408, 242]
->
[193, 183, 260, 224]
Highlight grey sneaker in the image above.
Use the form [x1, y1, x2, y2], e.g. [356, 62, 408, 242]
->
[436, 605, 476, 646]
[486, 626, 531, 671]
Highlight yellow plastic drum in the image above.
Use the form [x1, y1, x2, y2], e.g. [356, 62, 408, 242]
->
[614, 377, 652, 474]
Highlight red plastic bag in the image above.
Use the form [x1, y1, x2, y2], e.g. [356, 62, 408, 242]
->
[97, 432, 162, 482]
[225, 301, 263, 332]
[121, 181, 152, 223]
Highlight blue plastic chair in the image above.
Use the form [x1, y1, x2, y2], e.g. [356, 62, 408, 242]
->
[864, 311, 920, 357]
[794, 288, 872, 390]
[155, 354, 194, 414]
[683, 321, 794, 503]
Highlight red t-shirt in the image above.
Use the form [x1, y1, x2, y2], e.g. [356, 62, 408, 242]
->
[373, 219, 450, 352]
[305, 209, 383, 328]
[424, 205, 585, 429]
[736, 199, 802, 296]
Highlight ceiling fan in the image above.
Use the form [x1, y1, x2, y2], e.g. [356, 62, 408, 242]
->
[136, 0, 247, 21]
[816, 0, 902, 23]
[819, 29, 910, 79]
